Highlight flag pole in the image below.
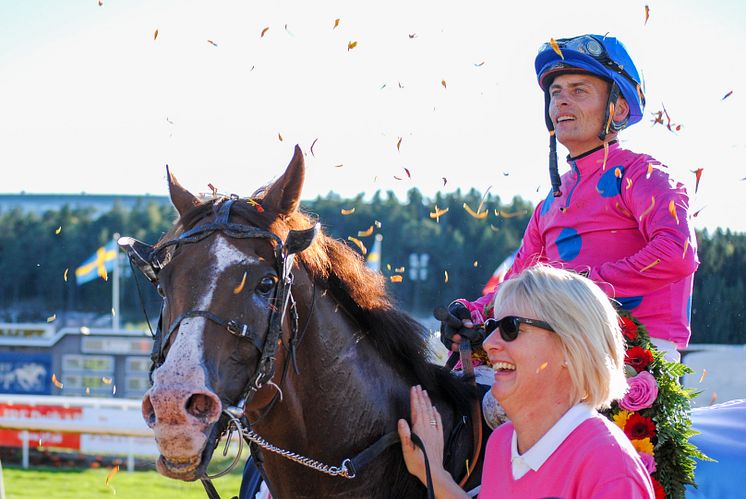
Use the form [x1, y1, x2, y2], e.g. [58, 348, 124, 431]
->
[112, 233, 121, 330]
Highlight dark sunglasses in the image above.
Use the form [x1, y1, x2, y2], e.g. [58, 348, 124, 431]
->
[484, 316, 556, 342]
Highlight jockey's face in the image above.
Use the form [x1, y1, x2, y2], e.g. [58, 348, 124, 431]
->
[548, 74, 628, 156]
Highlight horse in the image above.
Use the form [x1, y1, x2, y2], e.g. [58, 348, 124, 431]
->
[119, 145, 485, 498]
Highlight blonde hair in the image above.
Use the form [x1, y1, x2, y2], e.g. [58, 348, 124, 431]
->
[492, 265, 627, 410]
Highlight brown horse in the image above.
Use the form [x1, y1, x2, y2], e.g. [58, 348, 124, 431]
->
[120, 146, 482, 498]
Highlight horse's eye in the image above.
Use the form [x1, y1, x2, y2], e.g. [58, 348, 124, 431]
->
[156, 283, 166, 298]
[256, 275, 278, 294]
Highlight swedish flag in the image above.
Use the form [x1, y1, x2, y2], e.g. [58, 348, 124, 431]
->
[75, 240, 118, 285]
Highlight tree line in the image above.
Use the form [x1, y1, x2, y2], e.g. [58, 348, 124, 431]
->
[0, 191, 743, 344]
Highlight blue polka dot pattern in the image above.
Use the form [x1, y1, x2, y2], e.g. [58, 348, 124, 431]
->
[555, 227, 582, 261]
[540, 189, 555, 216]
[616, 296, 643, 310]
[596, 165, 625, 198]
[686, 295, 692, 325]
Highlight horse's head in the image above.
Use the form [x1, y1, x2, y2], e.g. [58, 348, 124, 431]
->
[120, 146, 317, 481]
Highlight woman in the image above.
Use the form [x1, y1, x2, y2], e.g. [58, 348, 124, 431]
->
[399, 265, 654, 498]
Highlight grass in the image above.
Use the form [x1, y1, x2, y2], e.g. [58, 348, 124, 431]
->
[1, 463, 245, 499]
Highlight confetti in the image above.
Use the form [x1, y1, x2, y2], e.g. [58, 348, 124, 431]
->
[639, 196, 655, 221]
[489, 225, 500, 233]
[47, 314, 56, 323]
[722, 90, 733, 101]
[497, 210, 528, 219]
[52, 374, 63, 389]
[442, 177, 447, 186]
[441, 79, 447, 89]
[692, 206, 706, 218]
[682, 238, 690, 258]
[691, 168, 703, 193]
[463, 203, 488, 219]
[154, 29, 158, 40]
[55, 226, 62, 235]
[636, 84, 645, 104]
[347, 237, 367, 255]
[105, 465, 119, 489]
[390, 275, 403, 283]
[207, 40, 218, 47]
[536, 361, 549, 374]
[278, 132, 283, 142]
[626, 178, 633, 190]
[605, 102, 615, 134]
[348, 41, 357, 51]
[85, 387, 90, 395]
[233, 271, 247, 294]
[408, 33, 417, 39]
[310, 138, 318, 157]
[476, 186, 492, 214]
[614, 167, 622, 178]
[80, 327, 91, 335]
[394, 266, 405, 273]
[403, 167, 411, 178]
[64, 268, 69, 282]
[98, 0, 103, 5]
[549, 38, 564, 59]
[710, 392, 718, 405]
[111, 308, 116, 317]
[429, 206, 449, 222]
[112, 385, 116, 395]
[357, 226, 374, 237]
[102, 376, 113, 385]
[602, 141, 609, 170]
[474, 61, 485, 67]
[396, 137, 402, 151]
[261, 27, 269, 37]
[699, 368, 707, 383]
[393, 176, 403, 181]
[639, 259, 661, 273]
[444, 271, 449, 283]
[334, 164, 343, 168]
[473, 261, 478, 267]
[341, 207, 355, 215]
[646, 162, 654, 179]
[333, 18, 340, 29]
[668, 200, 680, 225]
[644, 5, 650, 25]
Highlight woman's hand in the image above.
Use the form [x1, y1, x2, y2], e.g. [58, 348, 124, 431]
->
[398, 385, 445, 485]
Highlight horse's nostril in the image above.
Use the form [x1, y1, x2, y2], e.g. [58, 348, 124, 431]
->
[142, 395, 157, 427]
[185, 393, 219, 422]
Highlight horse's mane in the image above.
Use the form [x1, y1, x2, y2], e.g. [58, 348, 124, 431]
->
[160, 195, 477, 414]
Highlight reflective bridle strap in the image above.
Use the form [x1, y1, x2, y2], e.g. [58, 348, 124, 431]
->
[163, 310, 268, 353]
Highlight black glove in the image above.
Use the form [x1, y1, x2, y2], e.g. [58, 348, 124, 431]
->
[435, 301, 485, 350]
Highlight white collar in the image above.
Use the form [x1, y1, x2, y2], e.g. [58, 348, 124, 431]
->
[510, 403, 595, 480]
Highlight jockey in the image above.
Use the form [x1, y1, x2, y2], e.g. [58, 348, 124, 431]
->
[442, 34, 698, 364]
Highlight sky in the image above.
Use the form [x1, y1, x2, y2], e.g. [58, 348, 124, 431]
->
[1, 0, 745, 232]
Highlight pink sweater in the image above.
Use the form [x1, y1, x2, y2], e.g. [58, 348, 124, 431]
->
[480, 414, 655, 498]
[465, 142, 698, 347]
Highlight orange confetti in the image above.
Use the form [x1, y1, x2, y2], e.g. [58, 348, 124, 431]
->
[357, 226, 374, 237]
[347, 236, 367, 255]
[614, 167, 622, 178]
[310, 138, 318, 157]
[646, 162, 654, 179]
[396, 137, 402, 151]
[644, 5, 650, 25]
[390, 275, 403, 283]
[691, 168, 703, 193]
[699, 368, 708, 383]
[261, 27, 269, 37]
[626, 178, 633, 190]
[394, 266, 405, 273]
[497, 210, 527, 219]
[602, 141, 609, 170]
[233, 272, 247, 294]
[441, 79, 447, 89]
[347, 41, 358, 51]
[605, 102, 615, 134]
[278, 132, 283, 141]
[429, 206, 449, 222]
[47, 314, 56, 323]
[52, 374, 63, 389]
[102, 376, 113, 385]
[333, 18, 340, 29]
[341, 207, 355, 215]
[463, 203, 488, 219]
[722, 90, 733, 101]
[55, 226, 62, 235]
[549, 38, 564, 59]
[682, 238, 690, 258]
[668, 200, 680, 225]
[154, 29, 158, 40]
[636, 84, 645, 104]
[105, 465, 119, 488]
[640, 259, 661, 273]
[444, 271, 449, 283]
[63, 268, 69, 282]
[639, 196, 655, 221]
[207, 40, 218, 47]
[536, 361, 549, 374]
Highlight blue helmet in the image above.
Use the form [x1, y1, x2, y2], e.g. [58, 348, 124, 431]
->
[535, 34, 645, 127]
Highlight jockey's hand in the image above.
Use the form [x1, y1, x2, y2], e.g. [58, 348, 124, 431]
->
[437, 302, 482, 352]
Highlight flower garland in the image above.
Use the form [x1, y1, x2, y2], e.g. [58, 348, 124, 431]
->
[602, 312, 708, 498]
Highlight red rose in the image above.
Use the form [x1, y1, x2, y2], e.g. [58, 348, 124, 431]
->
[619, 316, 638, 341]
[626, 346, 654, 373]
[651, 476, 666, 499]
[624, 412, 657, 440]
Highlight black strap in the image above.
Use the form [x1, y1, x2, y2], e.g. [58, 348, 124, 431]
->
[410, 433, 435, 499]
[200, 477, 222, 499]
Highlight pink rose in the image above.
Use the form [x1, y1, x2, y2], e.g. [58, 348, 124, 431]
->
[638, 451, 657, 474]
[619, 371, 659, 411]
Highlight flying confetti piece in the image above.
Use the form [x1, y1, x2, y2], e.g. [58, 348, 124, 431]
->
[390, 275, 403, 283]
[233, 272, 247, 294]
[106, 465, 119, 488]
[699, 368, 708, 383]
[476, 186, 492, 214]
[408, 33, 417, 39]
[278, 132, 283, 141]
[310, 138, 318, 157]
[710, 392, 718, 405]
[636, 84, 645, 104]
[403, 167, 411, 178]
[374, 220, 382, 228]
[605, 102, 615, 134]
[691, 168, 703, 193]
[52, 374, 63, 389]
[98, 0, 103, 5]
[646, 163, 653, 179]
[644, 5, 650, 25]
[396, 137, 402, 151]
[536, 361, 549, 374]
[348, 41, 357, 51]
[64, 268, 69, 282]
[640, 259, 661, 273]
[429, 206, 449, 222]
[111, 308, 116, 317]
[442, 177, 447, 186]
[112, 384, 117, 395]
[398, 81, 404, 89]
[334, 164, 343, 168]
[602, 141, 609, 170]
[357, 226, 374, 237]
[154, 29, 158, 40]
[347, 236, 367, 255]
[47, 314, 56, 323]
[341, 207, 355, 215]
[55, 226, 62, 235]
[474, 61, 485, 67]
[207, 40, 218, 47]
[444, 271, 449, 283]
[394, 266, 405, 273]
[80, 327, 91, 335]
[498, 210, 528, 219]
[102, 376, 113, 385]
[463, 203, 488, 219]
[473, 261, 478, 268]
[393, 176, 403, 181]
[614, 167, 622, 178]
[333, 18, 340, 29]
[682, 238, 690, 258]
[626, 178, 633, 190]
[692, 206, 706, 218]
[261, 27, 269, 37]
[639, 196, 655, 221]
[669, 200, 680, 225]
[489, 225, 500, 233]
[549, 38, 564, 59]
[722, 90, 733, 101]
[441, 79, 447, 89]
[85, 387, 90, 395]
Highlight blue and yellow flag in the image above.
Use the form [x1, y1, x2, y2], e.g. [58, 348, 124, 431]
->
[366, 234, 382, 272]
[75, 240, 118, 285]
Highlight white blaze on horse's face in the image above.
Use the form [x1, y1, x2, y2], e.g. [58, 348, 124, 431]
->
[143, 235, 257, 480]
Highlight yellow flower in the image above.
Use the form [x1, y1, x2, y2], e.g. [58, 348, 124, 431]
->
[631, 437, 655, 456]
[613, 410, 631, 430]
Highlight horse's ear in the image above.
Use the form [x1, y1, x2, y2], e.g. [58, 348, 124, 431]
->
[263, 145, 305, 216]
[166, 165, 200, 216]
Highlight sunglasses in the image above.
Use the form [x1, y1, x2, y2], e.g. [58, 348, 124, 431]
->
[484, 316, 556, 342]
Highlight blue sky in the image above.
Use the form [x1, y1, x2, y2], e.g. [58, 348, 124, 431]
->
[1, 0, 745, 231]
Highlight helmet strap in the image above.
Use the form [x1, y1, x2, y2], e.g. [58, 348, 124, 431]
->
[544, 90, 562, 197]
